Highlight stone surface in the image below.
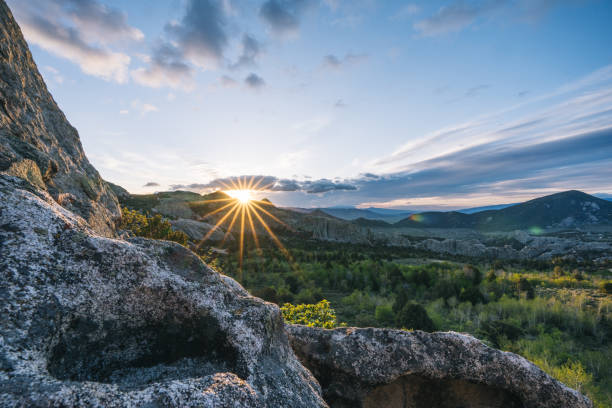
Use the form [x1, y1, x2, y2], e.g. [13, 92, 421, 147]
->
[0, 174, 326, 407]
[170, 218, 231, 242]
[0, 0, 119, 237]
[287, 325, 592, 408]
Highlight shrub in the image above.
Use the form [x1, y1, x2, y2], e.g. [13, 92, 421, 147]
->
[120, 207, 189, 245]
[281, 299, 337, 329]
[396, 302, 435, 332]
[600, 281, 612, 295]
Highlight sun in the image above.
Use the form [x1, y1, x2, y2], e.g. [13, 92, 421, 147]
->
[226, 189, 252, 204]
[194, 176, 294, 281]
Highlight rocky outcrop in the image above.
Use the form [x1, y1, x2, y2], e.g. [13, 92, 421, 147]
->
[0, 0, 119, 237]
[170, 218, 231, 242]
[0, 174, 326, 407]
[287, 325, 592, 408]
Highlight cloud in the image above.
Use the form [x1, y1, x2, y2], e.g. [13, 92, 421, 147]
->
[8, 0, 141, 83]
[334, 99, 347, 108]
[133, 0, 227, 89]
[119, 109, 129, 115]
[245, 73, 265, 89]
[230, 34, 262, 70]
[131, 100, 159, 116]
[170, 175, 357, 194]
[132, 42, 194, 90]
[323, 53, 367, 69]
[391, 4, 420, 21]
[259, 0, 312, 36]
[220, 75, 238, 87]
[413, 0, 576, 37]
[143, 182, 160, 187]
[464, 84, 490, 97]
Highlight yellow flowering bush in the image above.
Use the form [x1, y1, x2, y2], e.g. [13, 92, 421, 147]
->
[281, 299, 337, 329]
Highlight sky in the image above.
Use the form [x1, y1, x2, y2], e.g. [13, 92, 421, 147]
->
[7, 0, 612, 210]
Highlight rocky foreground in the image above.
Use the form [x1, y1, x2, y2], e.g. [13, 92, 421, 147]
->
[0, 0, 593, 406]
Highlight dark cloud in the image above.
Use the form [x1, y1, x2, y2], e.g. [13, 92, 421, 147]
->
[133, 0, 227, 89]
[170, 175, 357, 194]
[259, 0, 312, 36]
[132, 42, 193, 89]
[355, 126, 612, 200]
[245, 73, 265, 89]
[323, 53, 368, 69]
[143, 182, 160, 187]
[230, 34, 262, 70]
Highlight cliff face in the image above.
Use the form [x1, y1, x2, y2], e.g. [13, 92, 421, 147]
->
[0, 0, 119, 237]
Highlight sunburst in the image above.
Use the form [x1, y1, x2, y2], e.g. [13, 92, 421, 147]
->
[195, 176, 292, 280]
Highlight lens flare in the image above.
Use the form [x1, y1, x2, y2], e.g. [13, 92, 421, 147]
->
[195, 176, 293, 280]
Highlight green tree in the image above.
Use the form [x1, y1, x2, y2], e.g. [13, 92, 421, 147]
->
[396, 302, 435, 332]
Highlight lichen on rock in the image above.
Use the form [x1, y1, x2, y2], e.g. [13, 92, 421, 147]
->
[287, 325, 593, 408]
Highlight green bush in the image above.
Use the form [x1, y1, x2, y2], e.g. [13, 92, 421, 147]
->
[281, 299, 338, 329]
[120, 207, 189, 245]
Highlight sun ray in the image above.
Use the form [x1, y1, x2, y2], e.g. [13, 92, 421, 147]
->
[250, 205, 292, 259]
[250, 201, 291, 229]
[221, 203, 242, 245]
[245, 203, 261, 253]
[201, 200, 236, 219]
[197, 202, 240, 248]
[239, 204, 246, 272]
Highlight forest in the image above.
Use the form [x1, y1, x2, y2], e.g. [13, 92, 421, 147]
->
[122, 208, 612, 407]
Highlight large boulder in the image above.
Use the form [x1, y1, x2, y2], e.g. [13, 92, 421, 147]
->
[0, 0, 119, 237]
[0, 174, 326, 407]
[287, 325, 592, 408]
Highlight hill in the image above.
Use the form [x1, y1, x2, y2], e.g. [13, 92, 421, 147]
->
[396, 190, 612, 231]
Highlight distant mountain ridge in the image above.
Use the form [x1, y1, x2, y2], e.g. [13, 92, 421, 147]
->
[394, 190, 612, 231]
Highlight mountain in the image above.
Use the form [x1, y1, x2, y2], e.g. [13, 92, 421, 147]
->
[396, 190, 612, 231]
[0, 3, 119, 236]
[458, 203, 516, 214]
[291, 207, 413, 223]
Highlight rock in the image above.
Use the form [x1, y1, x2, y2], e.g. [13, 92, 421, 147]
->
[0, 174, 326, 407]
[170, 218, 231, 242]
[287, 325, 592, 408]
[0, 0, 119, 237]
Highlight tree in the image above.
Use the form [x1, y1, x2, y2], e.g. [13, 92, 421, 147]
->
[395, 302, 435, 332]
[281, 299, 337, 329]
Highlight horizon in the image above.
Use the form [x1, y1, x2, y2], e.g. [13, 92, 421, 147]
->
[7, 0, 612, 209]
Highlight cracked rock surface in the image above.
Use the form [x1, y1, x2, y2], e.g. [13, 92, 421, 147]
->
[0, 175, 326, 407]
[287, 325, 592, 408]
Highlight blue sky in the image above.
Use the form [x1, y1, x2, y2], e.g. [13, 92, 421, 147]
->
[7, 0, 612, 209]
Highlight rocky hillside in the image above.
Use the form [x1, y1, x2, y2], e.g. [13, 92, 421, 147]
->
[0, 1, 119, 237]
[395, 190, 612, 231]
[0, 1, 594, 406]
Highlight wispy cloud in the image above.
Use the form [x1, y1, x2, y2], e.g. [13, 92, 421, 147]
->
[413, 0, 576, 37]
[9, 0, 140, 83]
[322, 53, 368, 69]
